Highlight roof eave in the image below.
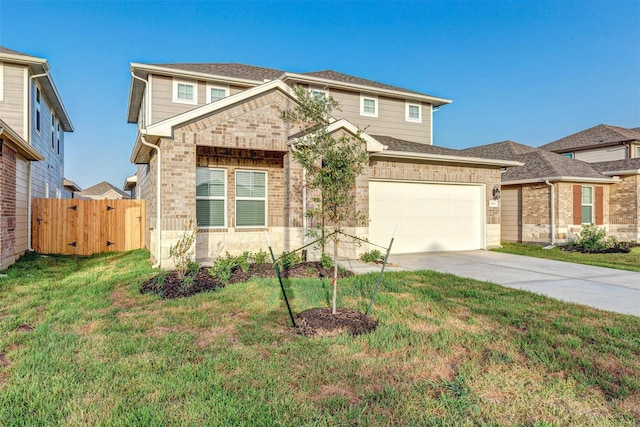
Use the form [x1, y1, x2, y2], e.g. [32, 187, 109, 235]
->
[599, 169, 640, 176]
[371, 150, 523, 167]
[0, 121, 45, 161]
[130, 62, 266, 86]
[503, 176, 619, 185]
[281, 73, 453, 106]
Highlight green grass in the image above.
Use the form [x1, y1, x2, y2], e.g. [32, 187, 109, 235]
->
[1, 250, 639, 426]
[493, 242, 640, 272]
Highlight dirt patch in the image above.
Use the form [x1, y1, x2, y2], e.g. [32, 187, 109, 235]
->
[15, 323, 34, 332]
[295, 308, 377, 337]
[0, 353, 9, 367]
[140, 262, 353, 300]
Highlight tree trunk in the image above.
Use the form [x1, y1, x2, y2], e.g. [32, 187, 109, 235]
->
[332, 236, 338, 315]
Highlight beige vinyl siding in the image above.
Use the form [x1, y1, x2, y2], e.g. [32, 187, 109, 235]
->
[0, 63, 26, 139]
[150, 74, 252, 124]
[15, 156, 29, 255]
[501, 187, 521, 242]
[328, 88, 432, 145]
[574, 146, 627, 162]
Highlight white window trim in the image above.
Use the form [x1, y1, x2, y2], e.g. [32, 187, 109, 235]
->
[0, 62, 3, 102]
[235, 170, 268, 228]
[360, 94, 378, 118]
[57, 122, 61, 156]
[206, 83, 229, 104]
[405, 102, 422, 123]
[196, 167, 227, 228]
[172, 79, 197, 105]
[635, 146, 640, 158]
[45, 182, 49, 198]
[309, 87, 329, 99]
[581, 185, 594, 224]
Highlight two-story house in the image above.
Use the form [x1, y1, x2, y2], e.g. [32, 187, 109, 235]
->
[0, 46, 73, 269]
[540, 124, 640, 242]
[126, 62, 519, 268]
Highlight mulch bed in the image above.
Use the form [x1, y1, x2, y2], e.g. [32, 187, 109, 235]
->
[295, 308, 378, 337]
[140, 262, 354, 299]
[560, 245, 633, 254]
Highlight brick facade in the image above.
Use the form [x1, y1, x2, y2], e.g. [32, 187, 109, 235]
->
[0, 143, 17, 269]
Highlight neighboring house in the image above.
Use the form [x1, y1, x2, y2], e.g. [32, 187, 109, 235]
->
[127, 62, 519, 268]
[123, 174, 137, 199]
[74, 181, 131, 200]
[539, 124, 640, 243]
[460, 140, 631, 244]
[63, 178, 81, 198]
[0, 46, 73, 269]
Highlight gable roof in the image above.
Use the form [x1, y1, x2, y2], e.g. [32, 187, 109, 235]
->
[539, 124, 640, 153]
[590, 158, 640, 175]
[371, 135, 460, 156]
[153, 63, 285, 82]
[0, 46, 74, 132]
[76, 181, 130, 199]
[0, 118, 45, 161]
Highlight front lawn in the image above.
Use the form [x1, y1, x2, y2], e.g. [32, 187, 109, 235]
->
[494, 242, 640, 272]
[1, 250, 639, 426]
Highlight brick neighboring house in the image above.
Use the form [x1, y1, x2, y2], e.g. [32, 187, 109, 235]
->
[74, 181, 131, 200]
[539, 124, 640, 242]
[0, 46, 73, 269]
[460, 141, 621, 244]
[126, 62, 519, 268]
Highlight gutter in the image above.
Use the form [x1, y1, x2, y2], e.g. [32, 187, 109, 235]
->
[371, 150, 523, 168]
[502, 176, 619, 186]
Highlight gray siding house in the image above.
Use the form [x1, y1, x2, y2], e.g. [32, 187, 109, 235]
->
[0, 46, 73, 269]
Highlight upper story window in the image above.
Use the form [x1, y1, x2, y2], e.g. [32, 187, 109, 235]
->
[35, 86, 42, 134]
[581, 186, 593, 224]
[57, 122, 61, 155]
[360, 94, 378, 117]
[206, 83, 229, 103]
[172, 79, 197, 105]
[563, 152, 574, 159]
[405, 102, 422, 123]
[310, 88, 328, 99]
[51, 115, 56, 149]
[635, 146, 640, 158]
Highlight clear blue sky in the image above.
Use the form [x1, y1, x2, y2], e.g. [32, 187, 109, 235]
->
[1, 1, 638, 190]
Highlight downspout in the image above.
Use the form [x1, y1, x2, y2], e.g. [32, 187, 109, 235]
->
[131, 71, 162, 268]
[27, 70, 49, 251]
[544, 180, 556, 247]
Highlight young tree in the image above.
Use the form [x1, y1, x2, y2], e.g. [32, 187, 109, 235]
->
[283, 85, 369, 314]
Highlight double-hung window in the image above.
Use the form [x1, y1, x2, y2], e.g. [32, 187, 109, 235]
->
[196, 168, 226, 227]
[635, 146, 640, 158]
[51, 115, 56, 149]
[173, 80, 197, 105]
[57, 122, 61, 155]
[235, 170, 267, 227]
[405, 102, 422, 123]
[360, 94, 378, 117]
[206, 84, 228, 103]
[581, 186, 594, 224]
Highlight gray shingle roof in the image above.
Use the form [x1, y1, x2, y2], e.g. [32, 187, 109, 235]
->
[0, 46, 32, 56]
[300, 70, 428, 97]
[154, 63, 285, 82]
[371, 135, 460, 155]
[539, 124, 640, 152]
[458, 140, 537, 160]
[461, 140, 608, 182]
[76, 181, 130, 198]
[590, 158, 640, 174]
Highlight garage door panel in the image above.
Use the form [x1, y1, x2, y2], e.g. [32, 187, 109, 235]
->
[369, 181, 484, 253]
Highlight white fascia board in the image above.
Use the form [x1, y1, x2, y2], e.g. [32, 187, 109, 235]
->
[372, 150, 523, 168]
[40, 73, 74, 132]
[129, 63, 265, 87]
[0, 121, 45, 161]
[145, 79, 296, 137]
[599, 169, 640, 176]
[503, 176, 619, 185]
[0, 52, 47, 66]
[281, 73, 453, 106]
[326, 119, 387, 152]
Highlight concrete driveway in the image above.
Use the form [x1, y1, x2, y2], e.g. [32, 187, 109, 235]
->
[341, 251, 640, 316]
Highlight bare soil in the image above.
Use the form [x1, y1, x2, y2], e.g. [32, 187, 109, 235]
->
[295, 308, 378, 337]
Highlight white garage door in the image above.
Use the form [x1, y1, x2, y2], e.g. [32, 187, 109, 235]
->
[369, 181, 485, 253]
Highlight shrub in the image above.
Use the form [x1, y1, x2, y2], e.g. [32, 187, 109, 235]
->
[360, 249, 384, 263]
[253, 250, 269, 264]
[210, 252, 240, 283]
[169, 221, 199, 280]
[568, 225, 632, 253]
[320, 253, 333, 269]
[278, 251, 302, 269]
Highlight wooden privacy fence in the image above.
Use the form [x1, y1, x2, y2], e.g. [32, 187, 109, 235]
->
[32, 198, 145, 256]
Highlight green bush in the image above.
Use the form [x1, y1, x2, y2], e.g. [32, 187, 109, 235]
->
[360, 249, 384, 263]
[568, 225, 632, 253]
[278, 251, 302, 269]
[209, 250, 273, 282]
[253, 250, 269, 264]
[320, 253, 333, 269]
